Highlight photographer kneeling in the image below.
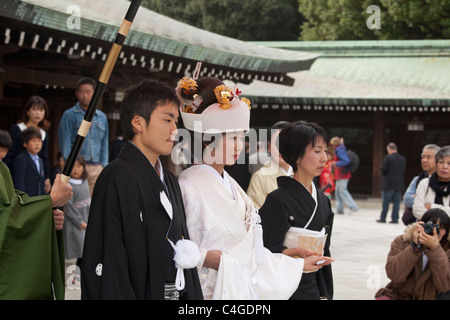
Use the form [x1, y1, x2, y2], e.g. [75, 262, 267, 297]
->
[376, 208, 450, 300]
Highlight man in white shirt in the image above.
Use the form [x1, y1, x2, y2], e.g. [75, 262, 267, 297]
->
[247, 121, 292, 209]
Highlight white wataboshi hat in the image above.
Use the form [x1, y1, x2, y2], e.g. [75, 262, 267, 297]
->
[176, 76, 251, 134]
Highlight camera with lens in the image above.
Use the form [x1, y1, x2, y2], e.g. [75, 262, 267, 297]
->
[422, 221, 440, 236]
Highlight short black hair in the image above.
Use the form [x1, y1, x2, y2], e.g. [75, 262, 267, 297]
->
[21, 127, 42, 144]
[76, 77, 96, 90]
[0, 130, 12, 149]
[421, 208, 450, 243]
[120, 79, 180, 141]
[279, 120, 328, 172]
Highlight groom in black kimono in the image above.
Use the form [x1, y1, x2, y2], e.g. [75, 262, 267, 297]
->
[81, 80, 203, 300]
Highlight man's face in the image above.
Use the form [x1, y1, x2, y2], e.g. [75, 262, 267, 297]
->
[421, 148, 436, 174]
[135, 101, 179, 160]
[76, 84, 94, 109]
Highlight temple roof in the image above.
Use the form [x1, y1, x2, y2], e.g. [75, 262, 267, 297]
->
[235, 40, 450, 109]
[0, 0, 320, 86]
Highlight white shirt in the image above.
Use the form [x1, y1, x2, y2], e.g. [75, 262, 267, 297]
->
[28, 152, 40, 173]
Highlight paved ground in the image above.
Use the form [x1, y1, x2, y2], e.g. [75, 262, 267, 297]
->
[64, 198, 407, 300]
[330, 198, 406, 300]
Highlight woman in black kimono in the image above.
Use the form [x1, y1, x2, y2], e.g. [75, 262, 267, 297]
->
[259, 121, 334, 300]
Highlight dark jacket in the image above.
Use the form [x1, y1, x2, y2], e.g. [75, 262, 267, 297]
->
[381, 152, 406, 191]
[4, 123, 50, 180]
[81, 142, 203, 300]
[11, 151, 45, 196]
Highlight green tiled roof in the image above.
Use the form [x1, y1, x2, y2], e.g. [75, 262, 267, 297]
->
[252, 40, 450, 58]
[1, 0, 319, 75]
[237, 40, 450, 105]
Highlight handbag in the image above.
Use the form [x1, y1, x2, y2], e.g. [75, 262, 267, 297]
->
[401, 207, 416, 225]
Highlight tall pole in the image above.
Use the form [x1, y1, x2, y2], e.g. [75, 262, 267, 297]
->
[61, 0, 142, 183]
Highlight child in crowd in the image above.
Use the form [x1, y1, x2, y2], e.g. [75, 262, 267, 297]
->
[0, 130, 12, 162]
[51, 152, 65, 185]
[63, 155, 90, 286]
[11, 127, 45, 196]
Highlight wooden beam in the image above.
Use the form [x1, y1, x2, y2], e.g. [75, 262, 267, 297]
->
[3, 65, 81, 89]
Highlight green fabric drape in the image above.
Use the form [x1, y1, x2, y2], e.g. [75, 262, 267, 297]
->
[0, 162, 65, 300]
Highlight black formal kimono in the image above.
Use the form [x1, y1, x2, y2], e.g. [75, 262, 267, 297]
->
[81, 142, 203, 300]
[259, 176, 334, 300]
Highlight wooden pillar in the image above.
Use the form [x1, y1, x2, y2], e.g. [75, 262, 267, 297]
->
[371, 112, 384, 197]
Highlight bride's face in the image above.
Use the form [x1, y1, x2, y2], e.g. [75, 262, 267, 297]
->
[204, 131, 245, 166]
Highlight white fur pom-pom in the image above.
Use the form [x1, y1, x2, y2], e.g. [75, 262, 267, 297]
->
[173, 239, 201, 269]
[167, 238, 201, 291]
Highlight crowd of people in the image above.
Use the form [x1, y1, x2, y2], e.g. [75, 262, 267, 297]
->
[0, 75, 449, 301]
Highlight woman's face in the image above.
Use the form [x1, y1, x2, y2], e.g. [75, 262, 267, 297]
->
[297, 136, 328, 178]
[436, 155, 450, 182]
[27, 104, 45, 125]
[205, 131, 244, 166]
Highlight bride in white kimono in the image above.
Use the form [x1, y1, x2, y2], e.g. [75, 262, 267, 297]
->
[176, 76, 333, 300]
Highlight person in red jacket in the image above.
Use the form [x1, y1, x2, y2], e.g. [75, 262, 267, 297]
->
[319, 149, 335, 199]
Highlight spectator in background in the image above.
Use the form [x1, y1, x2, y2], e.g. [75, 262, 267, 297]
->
[247, 121, 292, 209]
[4, 96, 51, 193]
[51, 152, 65, 185]
[375, 208, 450, 300]
[377, 142, 406, 224]
[0, 130, 12, 162]
[413, 145, 450, 220]
[109, 126, 126, 162]
[63, 155, 90, 287]
[58, 77, 109, 195]
[402, 144, 441, 225]
[248, 140, 270, 175]
[319, 148, 335, 199]
[11, 127, 46, 196]
[330, 137, 358, 214]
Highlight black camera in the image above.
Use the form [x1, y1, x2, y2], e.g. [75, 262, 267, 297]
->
[422, 221, 440, 236]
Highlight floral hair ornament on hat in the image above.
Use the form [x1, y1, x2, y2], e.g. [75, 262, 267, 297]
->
[176, 66, 251, 134]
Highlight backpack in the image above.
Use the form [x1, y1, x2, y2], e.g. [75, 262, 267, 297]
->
[342, 150, 359, 174]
